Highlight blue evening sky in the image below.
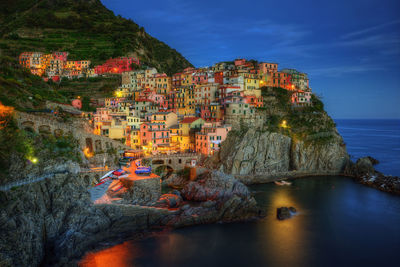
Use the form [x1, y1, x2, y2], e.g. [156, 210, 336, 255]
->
[101, 0, 400, 119]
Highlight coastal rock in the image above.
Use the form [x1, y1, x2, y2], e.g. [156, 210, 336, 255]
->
[215, 128, 349, 184]
[154, 193, 182, 208]
[0, 169, 263, 266]
[162, 173, 187, 188]
[277, 206, 296, 220]
[289, 207, 297, 213]
[344, 156, 400, 195]
[170, 170, 263, 225]
[181, 171, 252, 202]
[277, 207, 291, 220]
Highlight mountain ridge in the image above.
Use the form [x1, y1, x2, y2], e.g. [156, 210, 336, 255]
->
[0, 0, 193, 75]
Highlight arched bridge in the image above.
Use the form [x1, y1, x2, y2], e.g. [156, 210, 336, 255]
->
[145, 153, 200, 171]
[16, 112, 131, 154]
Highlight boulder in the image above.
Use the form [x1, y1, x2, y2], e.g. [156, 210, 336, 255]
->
[154, 194, 182, 208]
[289, 206, 297, 213]
[277, 207, 296, 220]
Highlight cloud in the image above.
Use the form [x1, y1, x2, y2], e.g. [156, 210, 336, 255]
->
[308, 65, 385, 77]
[336, 33, 400, 48]
[341, 19, 400, 40]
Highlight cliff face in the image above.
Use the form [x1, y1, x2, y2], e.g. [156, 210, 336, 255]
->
[0, 165, 261, 266]
[216, 128, 349, 183]
[0, 167, 111, 266]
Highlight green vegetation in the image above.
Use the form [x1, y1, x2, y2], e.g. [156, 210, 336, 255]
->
[0, 0, 192, 75]
[0, 111, 34, 176]
[260, 86, 336, 144]
[40, 133, 81, 162]
[0, 111, 82, 183]
[176, 167, 190, 180]
[0, 56, 67, 110]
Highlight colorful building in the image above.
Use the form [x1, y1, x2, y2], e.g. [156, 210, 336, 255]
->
[94, 57, 140, 75]
[195, 122, 232, 156]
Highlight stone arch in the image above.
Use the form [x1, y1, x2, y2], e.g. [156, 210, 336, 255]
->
[154, 165, 174, 179]
[54, 129, 63, 137]
[165, 165, 174, 174]
[86, 138, 94, 153]
[21, 121, 35, 132]
[38, 125, 51, 134]
[152, 159, 165, 165]
[168, 159, 172, 164]
[95, 140, 102, 152]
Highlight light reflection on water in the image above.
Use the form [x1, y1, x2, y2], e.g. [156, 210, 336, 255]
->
[79, 177, 400, 267]
[79, 241, 137, 267]
[260, 188, 308, 266]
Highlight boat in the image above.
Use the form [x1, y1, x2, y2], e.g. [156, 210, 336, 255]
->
[135, 166, 152, 175]
[274, 180, 292, 186]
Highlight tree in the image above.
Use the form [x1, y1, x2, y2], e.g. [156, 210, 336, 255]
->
[81, 96, 92, 111]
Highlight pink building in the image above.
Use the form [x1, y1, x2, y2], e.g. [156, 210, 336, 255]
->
[195, 122, 231, 156]
[259, 62, 278, 74]
[291, 90, 312, 106]
[140, 122, 170, 149]
[192, 72, 208, 84]
[244, 95, 264, 108]
[71, 99, 82, 109]
[148, 93, 165, 106]
[234, 59, 246, 66]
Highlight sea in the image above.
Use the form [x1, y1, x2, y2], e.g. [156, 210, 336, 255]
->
[79, 119, 400, 267]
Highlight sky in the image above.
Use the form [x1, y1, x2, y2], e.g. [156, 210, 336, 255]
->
[101, 0, 400, 119]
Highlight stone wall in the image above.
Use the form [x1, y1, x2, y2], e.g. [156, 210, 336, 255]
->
[120, 177, 161, 205]
[16, 112, 131, 154]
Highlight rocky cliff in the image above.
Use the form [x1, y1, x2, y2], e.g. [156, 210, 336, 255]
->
[0, 166, 261, 266]
[212, 127, 349, 184]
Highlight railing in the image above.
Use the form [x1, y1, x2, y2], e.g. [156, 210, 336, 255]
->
[144, 153, 198, 159]
[0, 169, 71, 191]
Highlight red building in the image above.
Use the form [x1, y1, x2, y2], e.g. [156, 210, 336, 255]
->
[244, 95, 264, 108]
[94, 57, 140, 74]
[52, 52, 69, 62]
[214, 71, 224, 85]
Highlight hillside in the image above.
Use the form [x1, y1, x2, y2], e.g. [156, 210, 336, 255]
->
[0, 56, 67, 109]
[0, 0, 193, 75]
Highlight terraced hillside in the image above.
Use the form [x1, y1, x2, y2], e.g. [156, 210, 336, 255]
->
[0, 0, 193, 75]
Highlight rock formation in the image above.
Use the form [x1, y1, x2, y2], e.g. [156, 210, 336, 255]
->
[0, 168, 263, 266]
[213, 127, 349, 184]
[344, 157, 400, 195]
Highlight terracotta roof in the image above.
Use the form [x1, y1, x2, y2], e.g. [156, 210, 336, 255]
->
[180, 117, 201, 124]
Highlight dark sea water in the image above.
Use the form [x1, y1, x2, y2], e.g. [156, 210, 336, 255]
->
[335, 119, 400, 176]
[80, 120, 400, 267]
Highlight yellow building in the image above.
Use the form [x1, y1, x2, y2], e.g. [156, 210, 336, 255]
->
[177, 117, 205, 152]
[149, 112, 178, 128]
[244, 78, 260, 91]
[129, 128, 141, 149]
[109, 118, 128, 140]
[181, 73, 194, 86]
[155, 76, 172, 94]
